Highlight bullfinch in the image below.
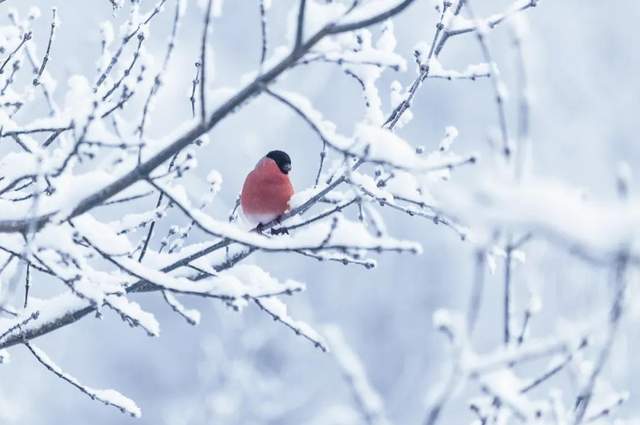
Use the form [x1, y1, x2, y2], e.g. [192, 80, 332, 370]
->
[240, 150, 294, 227]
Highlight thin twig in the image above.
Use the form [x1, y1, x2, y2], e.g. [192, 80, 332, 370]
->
[294, 0, 307, 51]
[138, 152, 180, 262]
[25, 341, 141, 417]
[504, 242, 513, 345]
[0, 311, 39, 342]
[573, 254, 628, 425]
[464, 0, 511, 157]
[512, 17, 531, 179]
[189, 62, 201, 117]
[95, 0, 167, 88]
[258, 0, 268, 69]
[467, 249, 485, 335]
[34, 8, 57, 86]
[23, 263, 31, 308]
[0, 32, 32, 75]
[199, 0, 213, 123]
[138, 0, 183, 138]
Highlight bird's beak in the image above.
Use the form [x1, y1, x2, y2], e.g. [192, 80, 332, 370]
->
[282, 163, 292, 174]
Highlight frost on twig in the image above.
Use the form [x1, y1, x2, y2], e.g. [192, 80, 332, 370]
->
[25, 342, 141, 417]
[255, 297, 327, 351]
[162, 290, 200, 326]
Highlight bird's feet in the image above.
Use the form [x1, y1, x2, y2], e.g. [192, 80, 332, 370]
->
[270, 226, 289, 236]
[270, 215, 289, 235]
[256, 216, 288, 235]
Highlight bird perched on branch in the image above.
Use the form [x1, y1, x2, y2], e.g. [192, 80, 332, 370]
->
[240, 150, 294, 228]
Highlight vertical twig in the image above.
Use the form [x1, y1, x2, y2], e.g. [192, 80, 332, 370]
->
[512, 18, 530, 179]
[573, 254, 628, 425]
[258, 0, 268, 69]
[138, 0, 183, 138]
[423, 318, 464, 425]
[8, 13, 57, 114]
[23, 263, 31, 309]
[464, 0, 510, 157]
[467, 249, 485, 336]
[189, 62, 201, 117]
[34, 8, 57, 86]
[503, 242, 513, 345]
[384, 1, 451, 130]
[314, 141, 327, 187]
[294, 0, 307, 51]
[0, 60, 21, 96]
[137, 151, 181, 262]
[199, 0, 214, 123]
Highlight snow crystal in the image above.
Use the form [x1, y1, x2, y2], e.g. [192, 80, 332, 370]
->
[439, 126, 459, 152]
[62, 75, 94, 127]
[376, 21, 397, 53]
[99, 21, 114, 46]
[212, 0, 224, 17]
[206, 169, 223, 187]
[28, 6, 41, 20]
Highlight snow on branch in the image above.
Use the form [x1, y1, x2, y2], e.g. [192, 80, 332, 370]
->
[435, 176, 640, 260]
[266, 88, 475, 173]
[446, 0, 539, 37]
[255, 297, 327, 352]
[0, 0, 421, 235]
[25, 342, 142, 417]
[2, 1, 630, 424]
[0, 310, 39, 343]
[161, 290, 200, 326]
[146, 179, 421, 254]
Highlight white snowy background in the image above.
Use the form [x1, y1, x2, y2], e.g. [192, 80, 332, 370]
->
[1, 1, 639, 424]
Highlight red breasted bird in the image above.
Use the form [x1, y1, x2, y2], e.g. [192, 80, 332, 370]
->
[240, 150, 294, 226]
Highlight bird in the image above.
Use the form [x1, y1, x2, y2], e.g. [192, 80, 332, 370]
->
[240, 150, 294, 228]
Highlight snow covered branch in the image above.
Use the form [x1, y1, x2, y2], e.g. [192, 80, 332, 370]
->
[0, 1, 633, 424]
[25, 342, 142, 417]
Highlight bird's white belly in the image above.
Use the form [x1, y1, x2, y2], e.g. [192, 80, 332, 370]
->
[242, 211, 279, 226]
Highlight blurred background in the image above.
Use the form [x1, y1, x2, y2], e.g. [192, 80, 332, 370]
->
[1, 1, 639, 424]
